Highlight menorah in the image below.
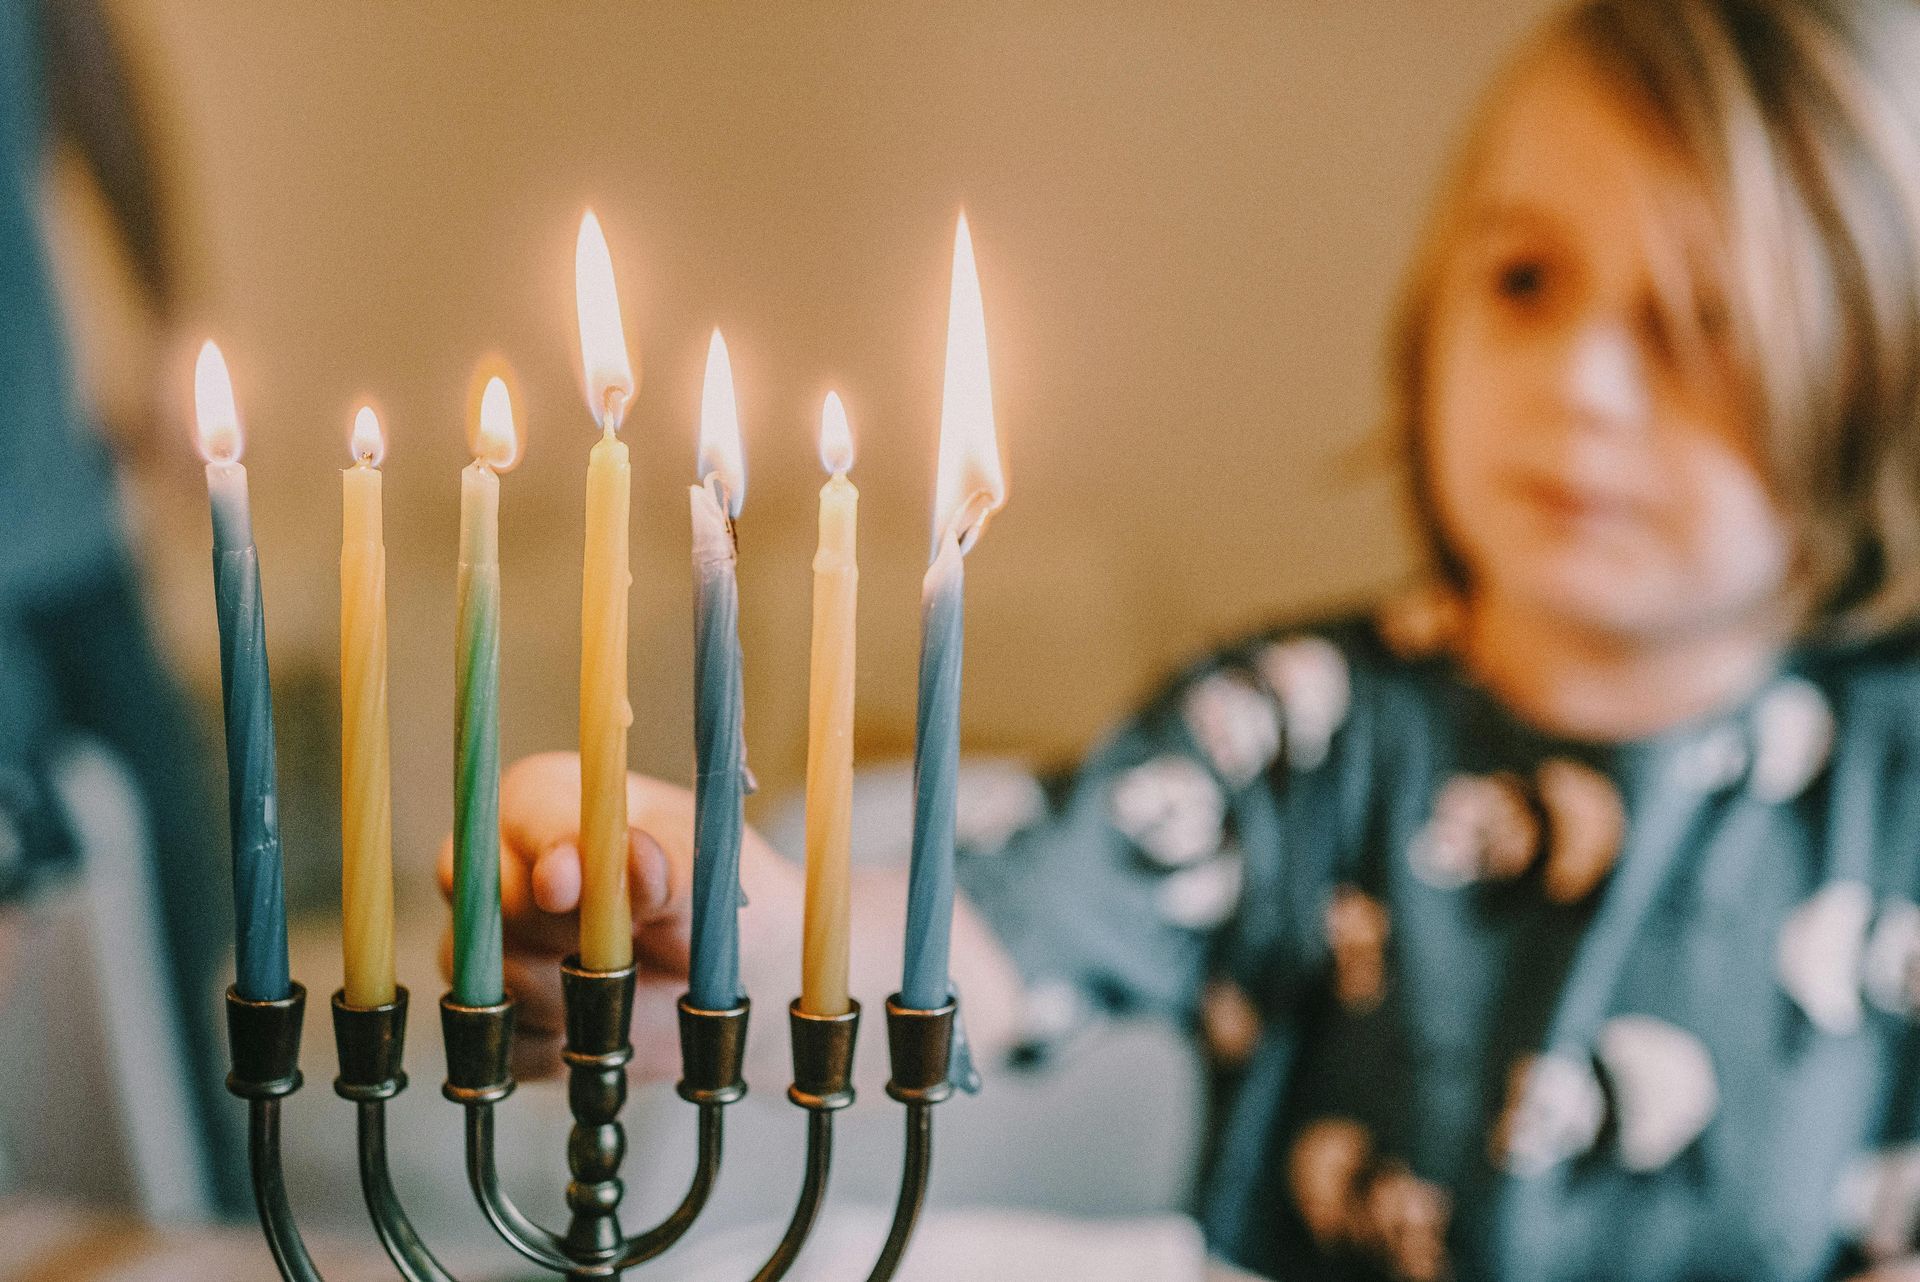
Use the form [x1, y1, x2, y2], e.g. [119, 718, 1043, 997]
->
[224, 960, 959, 1281]
[197, 202, 1000, 1281]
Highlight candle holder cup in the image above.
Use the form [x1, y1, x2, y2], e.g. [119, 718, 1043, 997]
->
[223, 959, 958, 1281]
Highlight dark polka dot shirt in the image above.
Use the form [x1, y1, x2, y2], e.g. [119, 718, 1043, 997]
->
[956, 592, 1920, 1281]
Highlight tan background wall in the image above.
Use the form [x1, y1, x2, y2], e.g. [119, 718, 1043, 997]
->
[56, 1, 1558, 908]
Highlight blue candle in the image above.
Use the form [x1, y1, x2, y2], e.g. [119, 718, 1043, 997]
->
[196, 341, 290, 1002]
[688, 331, 749, 1012]
[902, 538, 965, 1009]
[901, 214, 1008, 1011]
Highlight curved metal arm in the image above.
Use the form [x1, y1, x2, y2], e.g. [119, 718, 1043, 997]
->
[749, 1109, 834, 1282]
[864, 1102, 934, 1282]
[463, 1102, 574, 1273]
[615, 1100, 727, 1269]
[249, 1098, 326, 1282]
[355, 1101, 459, 1282]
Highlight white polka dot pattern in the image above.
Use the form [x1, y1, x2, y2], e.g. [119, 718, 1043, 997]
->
[1492, 1053, 1606, 1176]
[1109, 754, 1226, 869]
[1864, 898, 1920, 1018]
[1155, 850, 1245, 930]
[1833, 1144, 1920, 1262]
[1750, 676, 1835, 803]
[1183, 671, 1282, 787]
[1595, 1015, 1719, 1172]
[1256, 636, 1352, 770]
[954, 761, 1048, 855]
[1777, 880, 1873, 1036]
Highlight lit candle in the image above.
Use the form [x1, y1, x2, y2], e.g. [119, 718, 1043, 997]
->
[574, 211, 638, 973]
[452, 372, 522, 1006]
[901, 215, 1008, 1011]
[194, 340, 290, 1002]
[688, 330, 749, 1012]
[800, 392, 857, 1017]
[340, 405, 395, 1009]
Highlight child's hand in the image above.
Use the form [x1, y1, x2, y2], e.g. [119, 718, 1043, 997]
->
[435, 751, 802, 1082]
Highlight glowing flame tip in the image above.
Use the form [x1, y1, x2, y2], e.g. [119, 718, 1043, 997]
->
[697, 329, 745, 515]
[575, 210, 635, 431]
[819, 391, 853, 474]
[193, 340, 243, 465]
[933, 212, 1006, 553]
[349, 405, 385, 466]
[474, 374, 522, 470]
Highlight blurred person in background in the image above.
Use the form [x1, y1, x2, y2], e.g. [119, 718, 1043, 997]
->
[0, 0, 239, 1214]
[472, 1, 1920, 1278]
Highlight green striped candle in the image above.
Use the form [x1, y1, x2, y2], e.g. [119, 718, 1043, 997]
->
[451, 375, 517, 1006]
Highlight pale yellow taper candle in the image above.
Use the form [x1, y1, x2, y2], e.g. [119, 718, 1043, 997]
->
[801, 392, 858, 1016]
[341, 405, 396, 1008]
[575, 210, 638, 972]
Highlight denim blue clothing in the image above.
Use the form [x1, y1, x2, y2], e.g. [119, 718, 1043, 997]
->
[0, 1, 242, 1211]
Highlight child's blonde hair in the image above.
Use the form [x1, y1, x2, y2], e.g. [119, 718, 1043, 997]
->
[1392, 0, 1920, 638]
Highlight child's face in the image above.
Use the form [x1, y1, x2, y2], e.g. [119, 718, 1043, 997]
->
[1423, 53, 1795, 643]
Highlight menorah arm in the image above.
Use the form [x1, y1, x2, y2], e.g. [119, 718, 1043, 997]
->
[464, 1101, 575, 1272]
[333, 989, 461, 1282]
[863, 997, 957, 1282]
[228, 983, 325, 1282]
[355, 1100, 459, 1282]
[440, 992, 575, 1273]
[248, 1096, 328, 1282]
[604, 993, 751, 1269]
[749, 1109, 834, 1282]
[746, 999, 861, 1282]
[864, 1101, 934, 1282]
[613, 1099, 726, 1268]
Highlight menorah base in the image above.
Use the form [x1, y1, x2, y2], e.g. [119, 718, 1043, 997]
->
[225, 973, 961, 1281]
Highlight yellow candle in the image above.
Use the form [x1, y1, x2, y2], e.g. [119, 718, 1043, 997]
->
[801, 392, 858, 1016]
[575, 210, 638, 972]
[580, 429, 633, 971]
[340, 405, 395, 1008]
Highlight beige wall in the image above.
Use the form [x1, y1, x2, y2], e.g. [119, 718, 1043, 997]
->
[66, 1, 1558, 891]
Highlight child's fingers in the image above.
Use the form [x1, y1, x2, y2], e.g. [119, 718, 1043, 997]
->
[435, 836, 455, 900]
[499, 752, 589, 862]
[523, 831, 674, 920]
[631, 829, 673, 921]
[503, 830, 679, 954]
[531, 843, 582, 914]
[499, 833, 535, 920]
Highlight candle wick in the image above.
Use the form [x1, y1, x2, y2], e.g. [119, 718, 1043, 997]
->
[598, 386, 629, 435]
[947, 489, 995, 554]
[704, 473, 741, 545]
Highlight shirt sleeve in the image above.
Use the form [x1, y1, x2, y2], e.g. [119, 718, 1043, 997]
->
[955, 630, 1361, 1051]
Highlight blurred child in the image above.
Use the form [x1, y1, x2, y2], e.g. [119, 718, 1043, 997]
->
[448, 1, 1920, 1276]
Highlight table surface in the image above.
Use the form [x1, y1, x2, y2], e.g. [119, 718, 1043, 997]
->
[0, 1199, 1273, 1281]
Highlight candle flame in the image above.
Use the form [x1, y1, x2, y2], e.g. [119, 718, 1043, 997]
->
[819, 391, 853, 475]
[349, 405, 385, 466]
[574, 210, 635, 431]
[933, 212, 1007, 555]
[468, 366, 523, 471]
[193, 340, 243, 465]
[697, 329, 746, 516]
